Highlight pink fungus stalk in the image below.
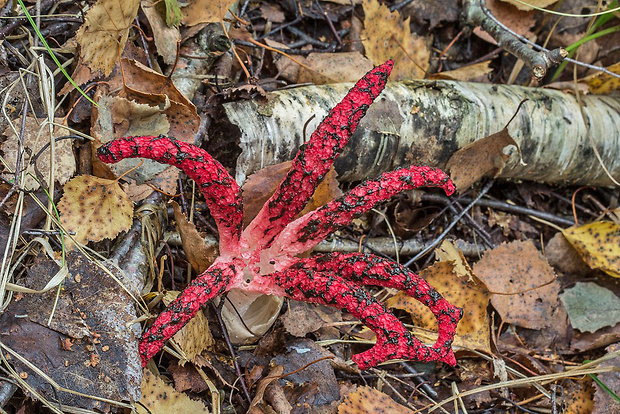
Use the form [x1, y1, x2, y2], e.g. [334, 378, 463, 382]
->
[97, 60, 463, 369]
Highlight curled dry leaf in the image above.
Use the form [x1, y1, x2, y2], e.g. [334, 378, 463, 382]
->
[361, 0, 429, 80]
[172, 201, 218, 273]
[58, 175, 133, 247]
[562, 221, 620, 278]
[137, 369, 210, 413]
[141, 0, 181, 65]
[76, 0, 140, 75]
[446, 127, 520, 192]
[338, 386, 413, 414]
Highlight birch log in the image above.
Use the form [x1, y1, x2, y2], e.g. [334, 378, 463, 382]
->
[209, 80, 620, 187]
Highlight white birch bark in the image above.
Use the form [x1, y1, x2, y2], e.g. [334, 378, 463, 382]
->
[213, 80, 620, 186]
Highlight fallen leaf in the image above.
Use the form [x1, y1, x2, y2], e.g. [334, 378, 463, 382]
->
[76, 0, 140, 75]
[592, 343, 620, 414]
[1, 117, 76, 190]
[172, 201, 218, 273]
[58, 175, 133, 247]
[274, 339, 340, 410]
[435, 240, 475, 281]
[564, 378, 595, 414]
[137, 369, 210, 413]
[242, 162, 342, 226]
[560, 283, 620, 333]
[474, 0, 535, 44]
[501, 0, 560, 11]
[581, 62, 620, 94]
[164, 291, 215, 362]
[181, 0, 236, 26]
[362, 0, 430, 80]
[446, 128, 520, 192]
[387, 259, 492, 353]
[162, 0, 182, 26]
[142, 0, 181, 64]
[282, 301, 342, 338]
[118, 59, 199, 140]
[562, 221, 620, 278]
[434, 61, 493, 82]
[473, 240, 567, 332]
[168, 363, 208, 393]
[297, 52, 374, 85]
[338, 386, 413, 413]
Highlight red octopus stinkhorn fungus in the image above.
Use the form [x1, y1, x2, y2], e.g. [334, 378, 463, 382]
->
[97, 60, 463, 370]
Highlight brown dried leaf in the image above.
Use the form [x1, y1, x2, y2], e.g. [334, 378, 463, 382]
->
[76, 0, 140, 75]
[362, 0, 430, 80]
[164, 291, 215, 361]
[58, 175, 133, 247]
[473, 240, 568, 331]
[338, 386, 413, 413]
[592, 343, 620, 414]
[168, 363, 208, 393]
[434, 61, 493, 82]
[172, 201, 217, 273]
[562, 221, 620, 278]
[1, 117, 76, 190]
[387, 259, 492, 353]
[501, 0, 559, 11]
[137, 369, 210, 413]
[118, 59, 199, 140]
[142, 0, 181, 65]
[297, 52, 374, 85]
[242, 162, 342, 226]
[446, 129, 520, 192]
[181, 0, 236, 26]
[474, 0, 535, 44]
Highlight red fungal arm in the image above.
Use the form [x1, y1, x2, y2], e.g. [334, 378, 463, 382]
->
[138, 259, 241, 366]
[271, 166, 454, 256]
[244, 60, 394, 249]
[289, 253, 462, 366]
[97, 136, 243, 254]
[270, 264, 457, 369]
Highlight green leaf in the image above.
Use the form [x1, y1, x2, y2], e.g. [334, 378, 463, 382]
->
[560, 282, 620, 333]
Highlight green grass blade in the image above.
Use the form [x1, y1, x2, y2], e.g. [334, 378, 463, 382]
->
[17, 0, 98, 107]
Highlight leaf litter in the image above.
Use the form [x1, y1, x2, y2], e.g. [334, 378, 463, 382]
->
[2, 0, 620, 412]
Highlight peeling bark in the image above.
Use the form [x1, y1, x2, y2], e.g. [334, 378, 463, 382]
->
[212, 80, 620, 187]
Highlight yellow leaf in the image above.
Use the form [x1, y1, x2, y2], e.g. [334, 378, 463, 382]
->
[338, 386, 413, 414]
[582, 62, 620, 95]
[562, 221, 620, 278]
[76, 0, 140, 75]
[58, 175, 133, 247]
[137, 369, 210, 413]
[361, 0, 430, 80]
[164, 291, 215, 362]
[386, 261, 492, 353]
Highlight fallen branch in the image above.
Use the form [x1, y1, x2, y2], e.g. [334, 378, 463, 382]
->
[211, 79, 620, 187]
